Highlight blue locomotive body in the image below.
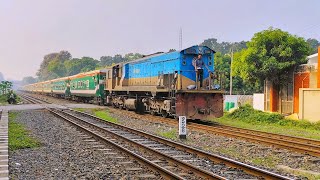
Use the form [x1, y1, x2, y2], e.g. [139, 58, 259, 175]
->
[123, 45, 214, 85]
[105, 45, 223, 120]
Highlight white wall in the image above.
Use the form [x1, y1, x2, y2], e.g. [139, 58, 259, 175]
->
[224, 95, 253, 110]
[253, 93, 264, 111]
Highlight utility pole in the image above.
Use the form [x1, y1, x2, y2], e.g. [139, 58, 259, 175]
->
[179, 28, 182, 50]
[230, 46, 233, 95]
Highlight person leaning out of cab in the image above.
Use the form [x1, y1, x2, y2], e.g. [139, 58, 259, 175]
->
[192, 54, 210, 89]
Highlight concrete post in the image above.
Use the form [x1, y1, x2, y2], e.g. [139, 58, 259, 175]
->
[317, 47, 320, 88]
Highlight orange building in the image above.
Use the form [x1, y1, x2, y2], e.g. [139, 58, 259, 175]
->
[265, 47, 320, 116]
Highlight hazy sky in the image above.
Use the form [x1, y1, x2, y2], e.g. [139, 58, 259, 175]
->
[0, 0, 319, 80]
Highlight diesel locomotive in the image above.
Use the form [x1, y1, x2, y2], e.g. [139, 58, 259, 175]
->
[23, 45, 224, 120]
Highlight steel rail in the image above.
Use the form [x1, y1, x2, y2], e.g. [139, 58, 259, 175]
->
[48, 108, 186, 180]
[55, 109, 226, 180]
[111, 109, 320, 157]
[19, 94, 46, 104]
[216, 124, 320, 146]
[188, 123, 320, 157]
[69, 108, 292, 180]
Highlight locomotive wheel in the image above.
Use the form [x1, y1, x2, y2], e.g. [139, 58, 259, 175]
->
[112, 103, 117, 108]
[150, 110, 156, 116]
[161, 110, 168, 118]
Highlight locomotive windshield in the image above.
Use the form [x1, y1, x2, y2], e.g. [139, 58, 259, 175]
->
[184, 46, 212, 55]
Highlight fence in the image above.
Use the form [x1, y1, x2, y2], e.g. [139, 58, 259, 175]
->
[224, 95, 253, 110]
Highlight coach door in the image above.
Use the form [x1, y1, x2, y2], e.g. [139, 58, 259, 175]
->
[111, 65, 122, 89]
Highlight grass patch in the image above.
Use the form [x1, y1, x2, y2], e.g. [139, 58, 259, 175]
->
[91, 109, 118, 123]
[157, 129, 177, 140]
[9, 112, 40, 151]
[214, 105, 320, 140]
[251, 156, 279, 168]
[215, 146, 241, 159]
[74, 108, 85, 112]
[277, 165, 320, 180]
[0, 94, 8, 105]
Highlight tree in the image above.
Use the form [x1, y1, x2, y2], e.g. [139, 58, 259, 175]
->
[99, 53, 143, 68]
[22, 76, 37, 85]
[200, 38, 247, 55]
[0, 81, 12, 95]
[0, 72, 4, 82]
[37, 51, 72, 80]
[99, 56, 113, 66]
[124, 53, 143, 61]
[306, 38, 320, 54]
[65, 57, 99, 76]
[233, 28, 311, 92]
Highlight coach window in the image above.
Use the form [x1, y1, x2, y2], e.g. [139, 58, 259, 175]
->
[208, 56, 212, 66]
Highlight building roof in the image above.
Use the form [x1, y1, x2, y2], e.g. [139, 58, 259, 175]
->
[307, 53, 318, 59]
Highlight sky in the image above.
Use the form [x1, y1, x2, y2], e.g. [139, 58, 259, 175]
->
[0, 0, 319, 80]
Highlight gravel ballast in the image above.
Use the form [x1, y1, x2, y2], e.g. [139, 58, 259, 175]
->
[17, 94, 320, 179]
[108, 110, 319, 180]
[9, 110, 157, 179]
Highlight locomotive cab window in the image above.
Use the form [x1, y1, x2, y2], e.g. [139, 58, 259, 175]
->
[108, 70, 111, 79]
[208, 56, 212, 66]
[204, 49, 211, 54]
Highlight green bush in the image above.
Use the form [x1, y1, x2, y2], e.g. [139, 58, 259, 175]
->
[227, 104, 320, 130]
[9, 112, 40, 151]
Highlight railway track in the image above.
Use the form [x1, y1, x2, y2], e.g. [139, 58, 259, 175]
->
[49, 108, 291, 179]
[19, 93, 292, 179]
[111, 109, 320, 157]
[19, 93, 50, 104]
[19, 93, 320, 157]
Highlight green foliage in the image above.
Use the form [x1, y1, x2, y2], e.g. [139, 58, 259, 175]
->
[251, 156, 279, 168]
[37, 50, 143, 80]
[200, 38, 261, 94]
[73, 108, 85, 112]
[227, 104, 283, 123]
[92, 109, 118, 123]
[99, 53, 143, 67]
[227, 104, 320, 130]
[37, 51, 72, 81]
[0, 81, 13, 95]
[214, 50, 261, 94]
[157, 129, 177, 140]
[233, 28, 311, 86]
[200, 38, 247, 55]
[0, 80, 17, 104]
[64, 57, 99, 76]
[306, 38, 320, 54]
[9, 112, 40, 151]
[21, 76, 37, 85]
[0, 94, 8, 104]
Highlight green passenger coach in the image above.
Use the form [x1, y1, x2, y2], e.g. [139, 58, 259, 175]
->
[69, 70, 106, 105]
[51, 77, 70, 98]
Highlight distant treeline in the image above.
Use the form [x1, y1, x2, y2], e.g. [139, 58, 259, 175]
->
[22, 35, 320, 95]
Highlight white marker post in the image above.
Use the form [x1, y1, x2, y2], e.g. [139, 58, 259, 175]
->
[179, 116, 187, 139]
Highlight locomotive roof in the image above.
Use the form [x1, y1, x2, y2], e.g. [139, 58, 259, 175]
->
[124, 45, 215, 65]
